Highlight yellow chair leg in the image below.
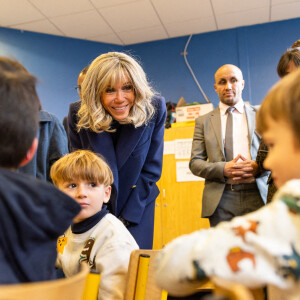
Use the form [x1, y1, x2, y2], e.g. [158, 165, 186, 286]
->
[82, 271, 101, 300]
[134, 254, 150, 300]
[161, 289, 168, 300]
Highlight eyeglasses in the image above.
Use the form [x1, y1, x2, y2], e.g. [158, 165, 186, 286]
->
[74, 85, 81, 94]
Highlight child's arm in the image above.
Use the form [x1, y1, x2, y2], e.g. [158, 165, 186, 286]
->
[155, 180, 300, 297]
[95, 241, 137, 300]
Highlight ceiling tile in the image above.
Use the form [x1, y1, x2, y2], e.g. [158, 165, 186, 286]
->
[100, 0, 161, 32]
[152, 0, 213, 23]
[216, 7, 269, 30]
[90, 0, 142, 9]
[50, 10, 113, 39]
[165, 17, 217, 37]
[89, 33, 124, 45]
[0, 0, 44, 26]
[118, 26, 168, 45]
[10, 19, 63, 36]
[29, 0, 94, 18]
[212, 0, 269, 15]
[271, 2, 300, 21]
[0, 0, 299, 45]
[272, 0, 300, 4]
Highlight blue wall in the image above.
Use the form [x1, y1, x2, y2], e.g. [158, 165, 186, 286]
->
[0, 17, 299, 121]
[0, 27, 122, 120]
[126, 17, 300, 108]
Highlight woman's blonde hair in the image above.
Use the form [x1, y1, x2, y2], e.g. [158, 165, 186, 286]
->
[77, 52, 156, 133]
[257, 68, 300, 145]
[50, 150, 113, 187]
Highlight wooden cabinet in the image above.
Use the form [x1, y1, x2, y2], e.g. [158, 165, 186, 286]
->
[153, 126, 210, 249]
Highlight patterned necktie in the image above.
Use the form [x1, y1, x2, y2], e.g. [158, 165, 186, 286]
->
[224, 107, 235, 161]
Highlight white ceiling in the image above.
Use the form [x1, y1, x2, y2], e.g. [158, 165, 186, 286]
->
[1, 0, 300, 45]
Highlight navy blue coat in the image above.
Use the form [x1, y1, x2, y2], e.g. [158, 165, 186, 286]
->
[68, 96, 166, 248]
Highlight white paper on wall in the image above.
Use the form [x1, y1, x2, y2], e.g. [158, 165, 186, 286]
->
[163, 141, 175, 155]
[174, 139, 193, 159]
[176, 161, 205, 182]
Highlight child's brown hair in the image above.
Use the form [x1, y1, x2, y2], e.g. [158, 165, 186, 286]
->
[257, 68, 300, 145]
[50, 150, 113, 187]
[0, 57, 40, 168]
[277, 48, 300, 78]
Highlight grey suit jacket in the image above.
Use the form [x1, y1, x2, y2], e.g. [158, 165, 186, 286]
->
[189, 104, 268, 218]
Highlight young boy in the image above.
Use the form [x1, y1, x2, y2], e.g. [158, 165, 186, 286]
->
[50, 150, 139, 300]
[0, 57, 81, 283]
[155, 69, 300, 299]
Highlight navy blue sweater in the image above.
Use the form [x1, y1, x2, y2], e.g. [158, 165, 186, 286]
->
[0, 168, 81, 283]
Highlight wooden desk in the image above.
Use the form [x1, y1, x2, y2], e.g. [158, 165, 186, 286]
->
[167, 281, 215, 300]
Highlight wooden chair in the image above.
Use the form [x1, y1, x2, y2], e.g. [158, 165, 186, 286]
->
[211, 276, 265, 300]
[124, 249, 167, 300]
[0, 263, 90, 300]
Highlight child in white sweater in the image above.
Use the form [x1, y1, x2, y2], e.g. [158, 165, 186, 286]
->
[51, 150, 138, 300]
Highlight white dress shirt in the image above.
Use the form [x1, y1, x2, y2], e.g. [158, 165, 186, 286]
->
[219, 100, 251, 161]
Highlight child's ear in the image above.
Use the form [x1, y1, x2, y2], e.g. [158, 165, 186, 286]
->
[103, 186, 111, 204]
[19, 137, 38, 167]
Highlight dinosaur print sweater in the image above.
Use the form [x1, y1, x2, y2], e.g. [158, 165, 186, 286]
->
[155, 180, 300, 300]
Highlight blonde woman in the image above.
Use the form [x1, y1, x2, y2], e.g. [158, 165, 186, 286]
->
[67, 52, 166, 249]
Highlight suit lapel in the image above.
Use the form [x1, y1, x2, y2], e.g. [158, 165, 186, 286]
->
[244, 104, 255, 146]
[88, 123, 146, 172]
[115, 124, 146, 170]
[210, 107, 224, 155]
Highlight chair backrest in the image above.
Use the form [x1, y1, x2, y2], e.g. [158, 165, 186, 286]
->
[211, 276, 265, 300]
[0, 263, 90, 300]
[124, 249, 167, 300]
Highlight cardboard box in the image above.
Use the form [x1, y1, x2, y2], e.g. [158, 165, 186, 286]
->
[175, 103, 214, 123]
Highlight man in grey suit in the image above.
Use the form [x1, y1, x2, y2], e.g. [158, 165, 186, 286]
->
[189, 64, 268, 226]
